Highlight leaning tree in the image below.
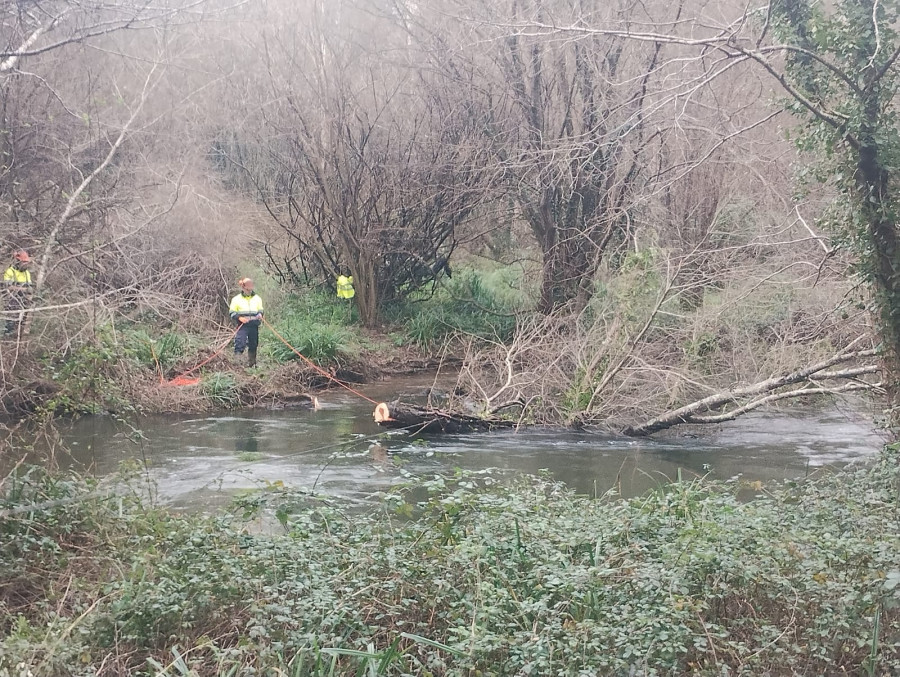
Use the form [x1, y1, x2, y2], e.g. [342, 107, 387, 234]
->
[509, 0, 900, 426]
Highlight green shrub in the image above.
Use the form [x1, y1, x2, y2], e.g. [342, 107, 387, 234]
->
[200, 372, 239, 407]
[123, 329, 186, 371]
[277, 290, 356, 327]
[397, 268, 523, 347]
[561, 361, 608, 416]
[267, 319, 354, 364]
[404, 310, 445, 350]
[682, 331, 719, 360]
[4, 450, 900, 675]
[40, 330, 126, 415]
[268, 266, 526, 351]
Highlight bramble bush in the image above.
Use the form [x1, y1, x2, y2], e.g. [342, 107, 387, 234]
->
[3, 449, 900, 675]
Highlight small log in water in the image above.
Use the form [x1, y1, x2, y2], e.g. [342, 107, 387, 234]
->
[373, 401, 515, 434]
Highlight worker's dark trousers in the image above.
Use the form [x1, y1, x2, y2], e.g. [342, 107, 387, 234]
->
[234, 321, 259, 355]
[3, 294, 26, 336]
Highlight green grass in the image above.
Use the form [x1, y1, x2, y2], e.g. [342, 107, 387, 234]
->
[266, 317, 356, 365]
[265, 265, 528, 355]
[4, 449, 900, 675]
[389, 267, 527, 348]
[200, 372, 240, 407]
[123, 328, 188, 371]
[277, 289, 357, 327]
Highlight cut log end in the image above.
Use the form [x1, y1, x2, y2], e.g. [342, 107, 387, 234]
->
[373, 402, 394, 423]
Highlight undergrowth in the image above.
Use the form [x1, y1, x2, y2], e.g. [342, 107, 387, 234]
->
[200, 372, 240, 407]
[3, 448, 900, 675]
[266, 315, 356, 365]
[123, 329, 189, 372]
[268, 265, 526, 354]
[24, 265, 526, 419]
[389, 267, 526, 349]
[33, 324, 244, 416]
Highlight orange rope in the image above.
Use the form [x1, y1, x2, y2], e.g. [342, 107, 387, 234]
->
[262, 316, 377, 404]
[162, 326, 241, 387]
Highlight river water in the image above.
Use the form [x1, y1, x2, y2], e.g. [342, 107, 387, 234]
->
[59, 376, 888, 510]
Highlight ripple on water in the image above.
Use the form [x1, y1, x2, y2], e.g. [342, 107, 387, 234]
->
[55, 395, 886, 510]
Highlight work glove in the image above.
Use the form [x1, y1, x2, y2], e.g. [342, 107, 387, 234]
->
[238, 316, 249, 324]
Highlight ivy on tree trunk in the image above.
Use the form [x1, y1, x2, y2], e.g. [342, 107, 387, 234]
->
[771, 0, 900, 421]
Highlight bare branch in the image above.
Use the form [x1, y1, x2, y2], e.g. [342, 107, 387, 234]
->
[33, 61, 161, 294]
[691, 382, 881, 424]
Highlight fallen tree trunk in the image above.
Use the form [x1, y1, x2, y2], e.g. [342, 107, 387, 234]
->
[373, 400, 515, 434]
[624, 340, 881, 437]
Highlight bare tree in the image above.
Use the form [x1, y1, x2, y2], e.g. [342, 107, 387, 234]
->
[220, 0, 495, 326]
[421, 0, 675, 313]
[0, 0, 239, 413]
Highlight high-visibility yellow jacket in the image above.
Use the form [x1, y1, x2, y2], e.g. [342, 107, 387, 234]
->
[229, 292, 263, 320]
[336, 275, 355, 299]
[3, 267, 32, 287]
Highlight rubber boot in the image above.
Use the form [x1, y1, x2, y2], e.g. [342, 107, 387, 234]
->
[248, 350, 257, 368]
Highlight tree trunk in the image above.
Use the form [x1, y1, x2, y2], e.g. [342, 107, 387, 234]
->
[535, 220, 594, 314]
[856, 92, 900, 420]
[352, 252, 379, 329]
[373, 400, 515, 433]
[624, 346, 879, 436]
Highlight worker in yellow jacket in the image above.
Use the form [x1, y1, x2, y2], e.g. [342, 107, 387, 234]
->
[3, 250, 33, 337]
[336, 272, 355, 321]
[336, 273, 355, 299]
[229, 277, 263, 367]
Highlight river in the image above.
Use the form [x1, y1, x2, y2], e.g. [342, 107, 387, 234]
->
[58, 376, 888, 510]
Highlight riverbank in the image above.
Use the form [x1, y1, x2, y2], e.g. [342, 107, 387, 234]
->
[123, 338, 452, 416]
[1, 269, 511, 421]
[0, 326, 454, 420]
[2, 447, 899, 675]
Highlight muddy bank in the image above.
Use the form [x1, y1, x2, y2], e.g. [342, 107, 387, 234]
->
[125, 343, 457, 416]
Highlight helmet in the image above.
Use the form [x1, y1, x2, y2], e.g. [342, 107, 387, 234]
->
[14, 250, 30, 263]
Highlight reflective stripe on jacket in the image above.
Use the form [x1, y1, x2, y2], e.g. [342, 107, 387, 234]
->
[3, 267, 32, 286]
[336, 275, 355, 299]
[229, 292, 263, 319]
